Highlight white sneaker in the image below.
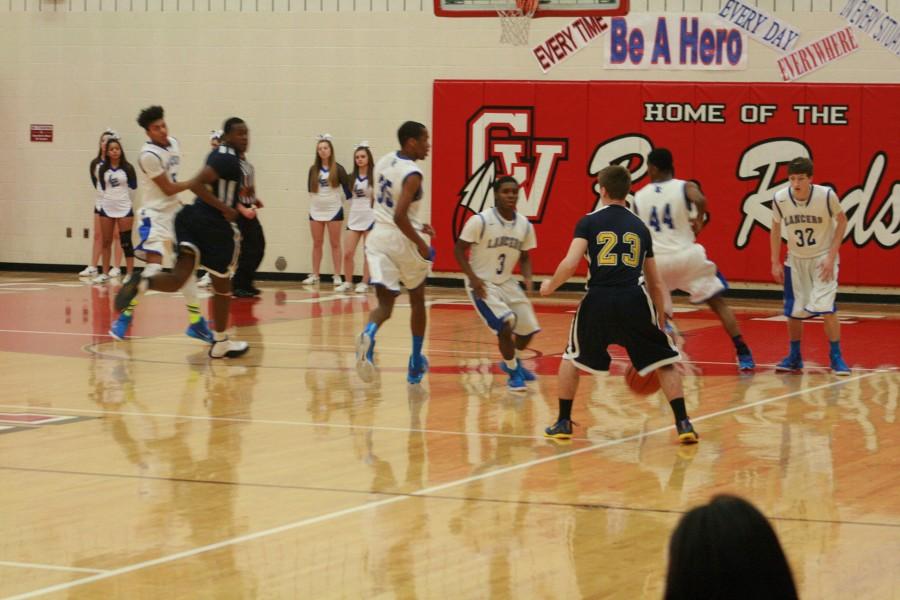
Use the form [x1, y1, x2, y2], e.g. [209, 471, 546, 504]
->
[197, 273, 212, 287]
[332, 275, 343, 285]
[209, 336, 250, 359]
[355, 282, 369, 293]
[79, 266, 98, 277]
[108, 267, 121, 278]
[301, 274, 320, 285]
[92, 273, 110, 284]
[335, 282, 352, 293]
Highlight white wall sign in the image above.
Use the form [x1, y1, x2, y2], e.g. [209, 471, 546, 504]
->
[717, 0, 800, 52]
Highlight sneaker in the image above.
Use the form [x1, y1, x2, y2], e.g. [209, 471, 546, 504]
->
[197, 273, 212, 287]
[516, 359, 537, 382]
[332, 275, 343, 286]
[114, 274, 143, 312]
[355, 282, 369, 293]
[109, 313, 133, 341]
[301, 274, 319, 285]
[249, 286, 262, 296]
[334, 282, 352, 293]
[92, 273, 110, 284]
[186, 317, 214, 344]
[108, 267, 121, 278]
[676, 419, 699, 444]
[499, 362, 527, 392]
[209, 336, 250, 359]
[356, 331, 376, 382]
[775, 355, 803, 372]
[830, 354, 851, 376]
[78, 266, 98, 277]
[407, 354, 429, 385]
[544, 419, 574, 439]
[737, 350, 755, 371]
[232, 288, 256, 298]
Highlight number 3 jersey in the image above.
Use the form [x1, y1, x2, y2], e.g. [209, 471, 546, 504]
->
[772, 183, 842, 260]
[459, 208, 536, 285]
[631, 178, 695, 254]
[373, 151, 424, 231]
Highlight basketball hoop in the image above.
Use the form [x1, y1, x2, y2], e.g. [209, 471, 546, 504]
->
[497, 0, 538, 46]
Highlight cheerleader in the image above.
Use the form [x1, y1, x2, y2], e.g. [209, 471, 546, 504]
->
[94, 137, 136, 283]
[337, 142, 375, 293]
[303, 134, 350, 285]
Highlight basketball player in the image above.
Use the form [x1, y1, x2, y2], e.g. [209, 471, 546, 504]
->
[355, 121, 434, 384]
[109, 106, 213, 343]
[632, 148, 754, 371]
[541, 165, 698, 444]
[454, 176, 539, 391]
[115, 117, 250, 359]
[770, 157, 850, 375]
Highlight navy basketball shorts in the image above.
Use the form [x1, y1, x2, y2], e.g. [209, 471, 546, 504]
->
[174, 203, 241, 278]
[563, 284, 680, 377]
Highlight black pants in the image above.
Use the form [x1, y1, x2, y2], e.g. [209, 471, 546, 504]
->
[233, 215, 265, 290]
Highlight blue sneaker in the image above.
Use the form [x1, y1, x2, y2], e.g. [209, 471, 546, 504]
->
[109, 313, 132, 340]
[500, 362, 527, 392]
[516, 359, 537, 382]
[407, 354, 429, 385]
[737, 350, 755, 371]
[186, 317, 214, 344]
[356, 331, 376, 382]
[830, 354, 851, 376]
[775, 355, 803, 372]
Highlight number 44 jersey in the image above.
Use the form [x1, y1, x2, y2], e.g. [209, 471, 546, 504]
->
[772, 183, 843, 260]
[458, 207, 536, 285]
[631, 178, 696, 254]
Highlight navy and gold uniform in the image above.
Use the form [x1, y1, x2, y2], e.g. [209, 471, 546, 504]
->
[174, 144, 242, 277]
[564, 204, 680, 376]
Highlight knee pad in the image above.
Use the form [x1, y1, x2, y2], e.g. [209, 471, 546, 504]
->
[142, 263, 162, 277]
[119, 230, 135, 257]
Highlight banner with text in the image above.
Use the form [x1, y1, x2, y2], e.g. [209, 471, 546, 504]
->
[605, 14, 748, 70]
[431, 80, 900, 286]
[532, 16, 609, 73]
[716, 0, 800, 52]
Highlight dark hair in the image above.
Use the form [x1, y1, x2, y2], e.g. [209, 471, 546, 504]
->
[398, 121, 427, 146]
[222, 117, 245, 136]
[597, 165, 631, 200]
[136, 105, 164, 130]
[647, 148, 674, 173]
[351, 146, 375, 184]
[492, 175, 519, 193]
[787, 157, 813, 177]
[97, 138, 137, 191]
[95, 129, 116, 161]
[665, 495, 798, 600]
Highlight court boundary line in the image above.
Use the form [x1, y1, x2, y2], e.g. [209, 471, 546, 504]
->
[5, 371, 880, 600]
[0, 561, 109, 575]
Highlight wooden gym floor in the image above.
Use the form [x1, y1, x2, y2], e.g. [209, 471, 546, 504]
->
[0, 272, 898, 599]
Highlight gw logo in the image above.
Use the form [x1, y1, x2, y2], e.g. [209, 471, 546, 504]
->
[453, 107, 567, 239]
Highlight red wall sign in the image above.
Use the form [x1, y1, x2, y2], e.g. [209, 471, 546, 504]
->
[431, 80, 900, 286]
[30, 124, 53, 142]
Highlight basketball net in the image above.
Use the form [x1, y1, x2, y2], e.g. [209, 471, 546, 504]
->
[497, 4, 537, 46]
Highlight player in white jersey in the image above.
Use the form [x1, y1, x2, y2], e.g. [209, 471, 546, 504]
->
[356, 121, 434, 384]
[770, 157, 850, 375]
[109, 105, 213, 344]
[633, 148, 754, 371]
[454, 176, 540, 391]
[338, 143, 376, 294]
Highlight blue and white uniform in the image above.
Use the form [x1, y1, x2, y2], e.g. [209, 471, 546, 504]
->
[458, 208, 539, 335]
[99, 166, 137, 218]
[135, 136, 182, 261]
[347, 175, 375, 232]
[308, 165, 349, 222]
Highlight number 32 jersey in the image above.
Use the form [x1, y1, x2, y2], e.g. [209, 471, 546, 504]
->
[772, 183, 842, 260]
[459, 208, 536, 284]
[373, 151, 424, 231]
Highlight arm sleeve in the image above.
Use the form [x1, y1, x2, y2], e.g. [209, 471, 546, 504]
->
[521, 222, 537, 251]
[138, 151, 165, 178]
[307, 165, 315, 193]
[338, 164, 351, 199]
[573, 215, 591, 241]
[126, 165, 137, 190]
[458, 214, 481, 244]
[89, 160, 100, 188]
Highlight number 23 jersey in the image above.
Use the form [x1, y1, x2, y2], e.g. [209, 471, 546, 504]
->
[459, 208, 536, 285]
[772, 184, 842, 260]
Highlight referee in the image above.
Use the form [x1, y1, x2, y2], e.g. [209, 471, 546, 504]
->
[233, 151, 266, 297]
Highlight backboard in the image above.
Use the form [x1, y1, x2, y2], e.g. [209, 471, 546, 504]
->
[434, 0, 629, 18]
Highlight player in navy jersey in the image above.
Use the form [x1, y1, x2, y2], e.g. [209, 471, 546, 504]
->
[115, 117, 250, 359]
[540, 165, 698, 444]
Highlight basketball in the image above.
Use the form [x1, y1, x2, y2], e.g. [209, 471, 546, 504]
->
[624, 365, 661, 395]
[516, 0, 538, 15]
